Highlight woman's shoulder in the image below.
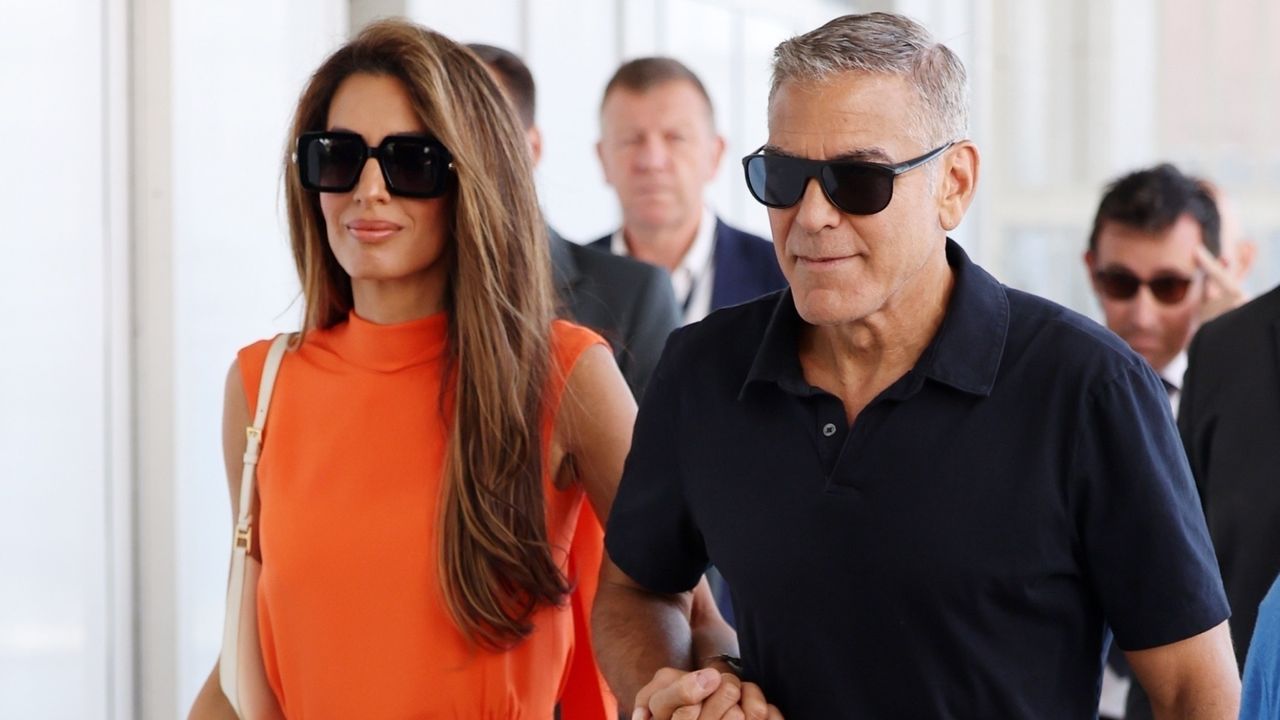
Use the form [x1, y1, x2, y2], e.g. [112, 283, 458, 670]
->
[544, 320, 613, 426]
[549, 319, 607, 371]
[234, 333, 299, 414]
[236, 337, 277, 366]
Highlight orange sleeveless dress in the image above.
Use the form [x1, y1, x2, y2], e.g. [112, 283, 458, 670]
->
[237, 311, 614, 719]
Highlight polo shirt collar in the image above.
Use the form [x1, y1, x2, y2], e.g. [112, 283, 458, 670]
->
[740, 239, 1008, 400]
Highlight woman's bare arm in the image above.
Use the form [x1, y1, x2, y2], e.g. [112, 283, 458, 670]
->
[187, 361, 249, 719]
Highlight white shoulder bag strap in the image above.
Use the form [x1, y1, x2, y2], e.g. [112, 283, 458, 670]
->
[220, 333, 291, 720]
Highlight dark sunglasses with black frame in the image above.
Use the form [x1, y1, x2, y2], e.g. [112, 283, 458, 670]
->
[1092, 267, 1202, 305]
[742, 141, 954, 216]
[295, 131, 455, 199]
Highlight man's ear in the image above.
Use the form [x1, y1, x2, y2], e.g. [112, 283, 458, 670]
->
[1232, 239, 1257, 283]
[595, 139, 613, 186]
[705, 133, 727, 182]
[525, 126, 543, 167]
[937, 141, 980, 232]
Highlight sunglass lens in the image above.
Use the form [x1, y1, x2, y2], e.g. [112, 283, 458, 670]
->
[745, 156, 805, 208]
[823, 164, 894, 215]
[382, 138, 449, 198]
[302, 134, 364, 192]
[1149, 276, 1193, 304]
[1096, 270, 1141, 300]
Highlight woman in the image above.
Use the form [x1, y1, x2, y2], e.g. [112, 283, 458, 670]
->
[188, 19, 727, 718]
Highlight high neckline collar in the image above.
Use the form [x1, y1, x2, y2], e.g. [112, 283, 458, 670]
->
[326, 309, 449, 372]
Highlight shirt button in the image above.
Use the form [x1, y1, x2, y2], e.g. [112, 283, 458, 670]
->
[822, 422, 838, 437]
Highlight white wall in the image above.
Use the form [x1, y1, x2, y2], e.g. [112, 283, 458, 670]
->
[0, 0, 129, 717]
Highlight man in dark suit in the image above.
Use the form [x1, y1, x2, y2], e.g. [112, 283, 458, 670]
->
[593, 57, 786, 324]
[469, 43, 680, 399]
[1179, 285, 1280, 674]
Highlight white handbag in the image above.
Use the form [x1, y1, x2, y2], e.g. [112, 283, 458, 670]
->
[220, 333, 291, 720]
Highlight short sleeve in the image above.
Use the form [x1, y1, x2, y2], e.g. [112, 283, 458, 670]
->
[604, 331, 709, 593]
[1073, 360, 1230, 651]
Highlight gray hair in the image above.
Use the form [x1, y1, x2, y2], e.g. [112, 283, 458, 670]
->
[770, 12, 969, 146]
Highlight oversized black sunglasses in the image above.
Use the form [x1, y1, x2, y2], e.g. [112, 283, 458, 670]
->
[742, 141, 954, 215]
[1092, 268, 1201, 305]
[295, 131, 455, 199]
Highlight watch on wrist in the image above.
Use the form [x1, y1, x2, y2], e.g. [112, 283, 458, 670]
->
[703, 653, 743, 674]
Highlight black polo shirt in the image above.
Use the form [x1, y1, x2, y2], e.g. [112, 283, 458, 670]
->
[605, 240, 1229, 719]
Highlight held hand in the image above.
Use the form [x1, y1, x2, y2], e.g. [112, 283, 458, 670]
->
[633, 668, 721, 720]
[1195, 245, 1247, 323]
[633, 666, 785, 720]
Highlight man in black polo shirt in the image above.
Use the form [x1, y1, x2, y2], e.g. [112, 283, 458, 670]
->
[592, 12, 1240, 720]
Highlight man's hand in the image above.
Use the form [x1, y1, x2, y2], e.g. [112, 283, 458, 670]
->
[1195, 245, 1247, 322]
[632, 667, 784, 720]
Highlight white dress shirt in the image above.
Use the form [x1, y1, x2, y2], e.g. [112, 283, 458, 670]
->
[1161, 351, 1188, 416]
[611, 205, 716, 325]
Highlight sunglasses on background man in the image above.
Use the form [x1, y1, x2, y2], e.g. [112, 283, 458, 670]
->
[295, 131, 455, 199]
[741, 141, 954, 216]
[1092, 267, 1202, 305]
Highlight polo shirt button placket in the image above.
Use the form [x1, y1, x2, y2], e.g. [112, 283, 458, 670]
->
[822, 422, 838, 437]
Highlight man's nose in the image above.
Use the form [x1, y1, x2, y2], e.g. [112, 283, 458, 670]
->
[1127, 286, 1161, 328]
[794, 177, 840, 232]
[634, 135, 670, 170]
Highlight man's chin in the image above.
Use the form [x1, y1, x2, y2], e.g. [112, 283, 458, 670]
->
[793, 289, 875, 327]
[624, 202, 686, 227]
[1120, 339, 1167, 369]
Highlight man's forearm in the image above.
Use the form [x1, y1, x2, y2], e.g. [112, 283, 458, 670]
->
[1149, 672, 1240, 720]
[688, 577, 740, 668]
[1130, 621, 1241, 720]
[592, 578, 697, 712]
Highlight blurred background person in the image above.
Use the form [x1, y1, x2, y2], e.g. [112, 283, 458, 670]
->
[1083, 163, 1221, 413]
[592, 57, 786, 325]
[468, 42, 680, 401]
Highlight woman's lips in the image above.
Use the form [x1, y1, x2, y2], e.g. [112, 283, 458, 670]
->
[346, 219, 403, 242]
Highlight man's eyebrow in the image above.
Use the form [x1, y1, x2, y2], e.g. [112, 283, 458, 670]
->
[758, 144, 893, 163]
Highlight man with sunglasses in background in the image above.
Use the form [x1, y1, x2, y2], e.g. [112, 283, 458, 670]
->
[1084, 164, 1224, 416]
[593, 12, 1240, 720]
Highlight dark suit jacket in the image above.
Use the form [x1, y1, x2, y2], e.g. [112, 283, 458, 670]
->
[1178, 283, 1280, 670]
[550, 228, 679, 400]
[589, 217, 786, 313]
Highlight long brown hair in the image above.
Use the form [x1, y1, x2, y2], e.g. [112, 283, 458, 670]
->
[282, 19, 566, 649]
